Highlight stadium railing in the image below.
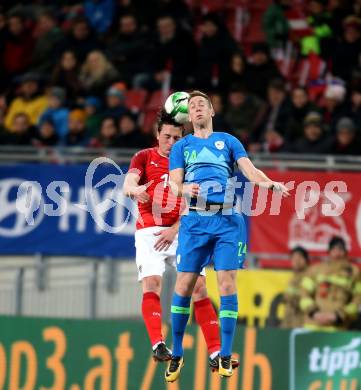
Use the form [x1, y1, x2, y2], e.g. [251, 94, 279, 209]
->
[1, 145, 361, 171]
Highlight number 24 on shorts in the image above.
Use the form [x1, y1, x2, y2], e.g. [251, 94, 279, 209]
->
[238, 241, 247, 257]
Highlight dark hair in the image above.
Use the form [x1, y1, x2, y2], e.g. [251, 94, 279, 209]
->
[157, 108, 183, 133]
[290, 246, 309, 263]
[38, 10, 57, 22]
[229, 83, 248, 94]
[268, 78, 286, 92]
[292, 86, 308, 95]
[13, 112, 29, 121]
[8, 12, 26, 23]
[328, 236, 347, 252]
[72, 16, 90, 27]
[102, 116, 117, 126]
[188, 90, 212, 107]
[41, 118, 55, 127]
[120, 13, 137, 24]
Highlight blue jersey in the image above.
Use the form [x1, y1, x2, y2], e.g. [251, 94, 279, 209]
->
[169, 132, 248, 204]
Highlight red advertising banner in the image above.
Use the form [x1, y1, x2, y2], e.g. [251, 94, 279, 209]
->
[249, 170, 361, 257]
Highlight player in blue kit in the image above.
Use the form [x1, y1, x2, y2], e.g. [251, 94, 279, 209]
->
[165, 90, 290, 382]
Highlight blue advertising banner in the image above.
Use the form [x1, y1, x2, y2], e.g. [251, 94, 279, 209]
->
[0, 161, 249, 257]
[0, 161, 137, 257]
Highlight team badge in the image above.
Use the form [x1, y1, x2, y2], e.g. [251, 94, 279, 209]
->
[215, 141, 224, 150]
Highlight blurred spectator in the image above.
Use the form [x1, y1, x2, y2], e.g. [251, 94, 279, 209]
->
[51, 50, 81, 104]
[224, 84, 263, 145]
[142, 0, 192, 30]
[354, 0, 361, 18]
[150, 14, 196, 90]
[246, 43, 282, 100]
[107, 13, 150, 87]
[290, 111, 332, 153]
[84, 96, 103, 136]
[79, 50, 120, 97]
[196, 13, 237, 91]
[104, 84, 128, 118]
[31, 10, 64, 73]
[84, 0, 115, 34]
[0, 11, 6, 40]
[301, 0, 332, 57]
[1, 12, 34, 81]
[329, 117, 361, 155]
[300, 236, 361, 331]
[281, 246, 309, 329]
[89, 116, 119, 147]
[210, 93, 230, 133]
[263, 0, 289, 51]
[322, 83, 348, 132]
[38, 87, 69, 140]
[1, 112, 35, 145]
[34, 119, 59, 146]
[117, 112, 152, 148]
[65, 109, 89, 146]
[329, 0, 353, 38]
[349, 87, 361, 129]
[59, 17, 100, 62]
[285, 87, 318, 141]
[220, 52, 249, 95]
[254, 79, 290, 143]
[5, 73, 48, 129]
[332, 16, 361, 83]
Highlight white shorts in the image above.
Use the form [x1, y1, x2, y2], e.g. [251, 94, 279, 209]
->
[135, 226, 206, 281]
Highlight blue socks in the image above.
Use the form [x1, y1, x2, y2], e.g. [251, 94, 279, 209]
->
[220, 294, 238, 357]
[171, 293, 191, 357]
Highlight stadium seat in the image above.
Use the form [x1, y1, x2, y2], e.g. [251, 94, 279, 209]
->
[124, 89, 148, 114]
[147, 90, 164, 111]
[142, 109, 159, 133]
[241, 8, 266, 45]
[199, 0, 225, 13]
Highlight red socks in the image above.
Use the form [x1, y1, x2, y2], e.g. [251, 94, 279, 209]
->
[194, 297, 221, 354]
[142, 293, 221, 354]
[142, 292, 163, 347]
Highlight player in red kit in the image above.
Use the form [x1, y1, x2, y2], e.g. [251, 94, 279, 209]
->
[123, 110, 239, 370]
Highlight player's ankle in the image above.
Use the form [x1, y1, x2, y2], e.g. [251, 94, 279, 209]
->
[210, 350, 220, 360]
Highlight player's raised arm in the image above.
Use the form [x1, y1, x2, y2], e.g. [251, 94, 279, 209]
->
[237, 156, 290, 197]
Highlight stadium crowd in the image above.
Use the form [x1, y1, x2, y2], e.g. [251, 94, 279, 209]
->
[0, 0, 361, 155]
[282, 237, 361, 331]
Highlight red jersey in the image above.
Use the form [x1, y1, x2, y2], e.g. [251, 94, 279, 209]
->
[128, 147, 182, 230]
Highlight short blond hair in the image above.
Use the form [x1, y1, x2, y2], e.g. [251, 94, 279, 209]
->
[188, 90, 212, 107]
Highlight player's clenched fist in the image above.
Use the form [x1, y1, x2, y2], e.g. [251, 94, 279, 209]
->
[182, 183, 200, 198]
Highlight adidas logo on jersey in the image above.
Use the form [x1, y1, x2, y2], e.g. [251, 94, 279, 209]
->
[150, 161, 158, 167]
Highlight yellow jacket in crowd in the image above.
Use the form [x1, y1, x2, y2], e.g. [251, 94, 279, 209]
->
[282, 270, 307, 329]
[300, 258, 361, 331]
[5, 95, 48, 131]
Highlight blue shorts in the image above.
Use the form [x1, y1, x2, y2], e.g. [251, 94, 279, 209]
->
[176, 209, 247, 273]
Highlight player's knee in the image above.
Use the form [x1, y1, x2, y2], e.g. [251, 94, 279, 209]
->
[175, 284, 193, 297]
[192, 278, 208, 301]
[175, 279, 194, 296]
[142, 276, 161, 294]
[218, 280, 236, 296]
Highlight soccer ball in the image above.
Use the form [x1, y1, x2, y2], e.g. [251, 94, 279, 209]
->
[164, 91, 190, 124]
